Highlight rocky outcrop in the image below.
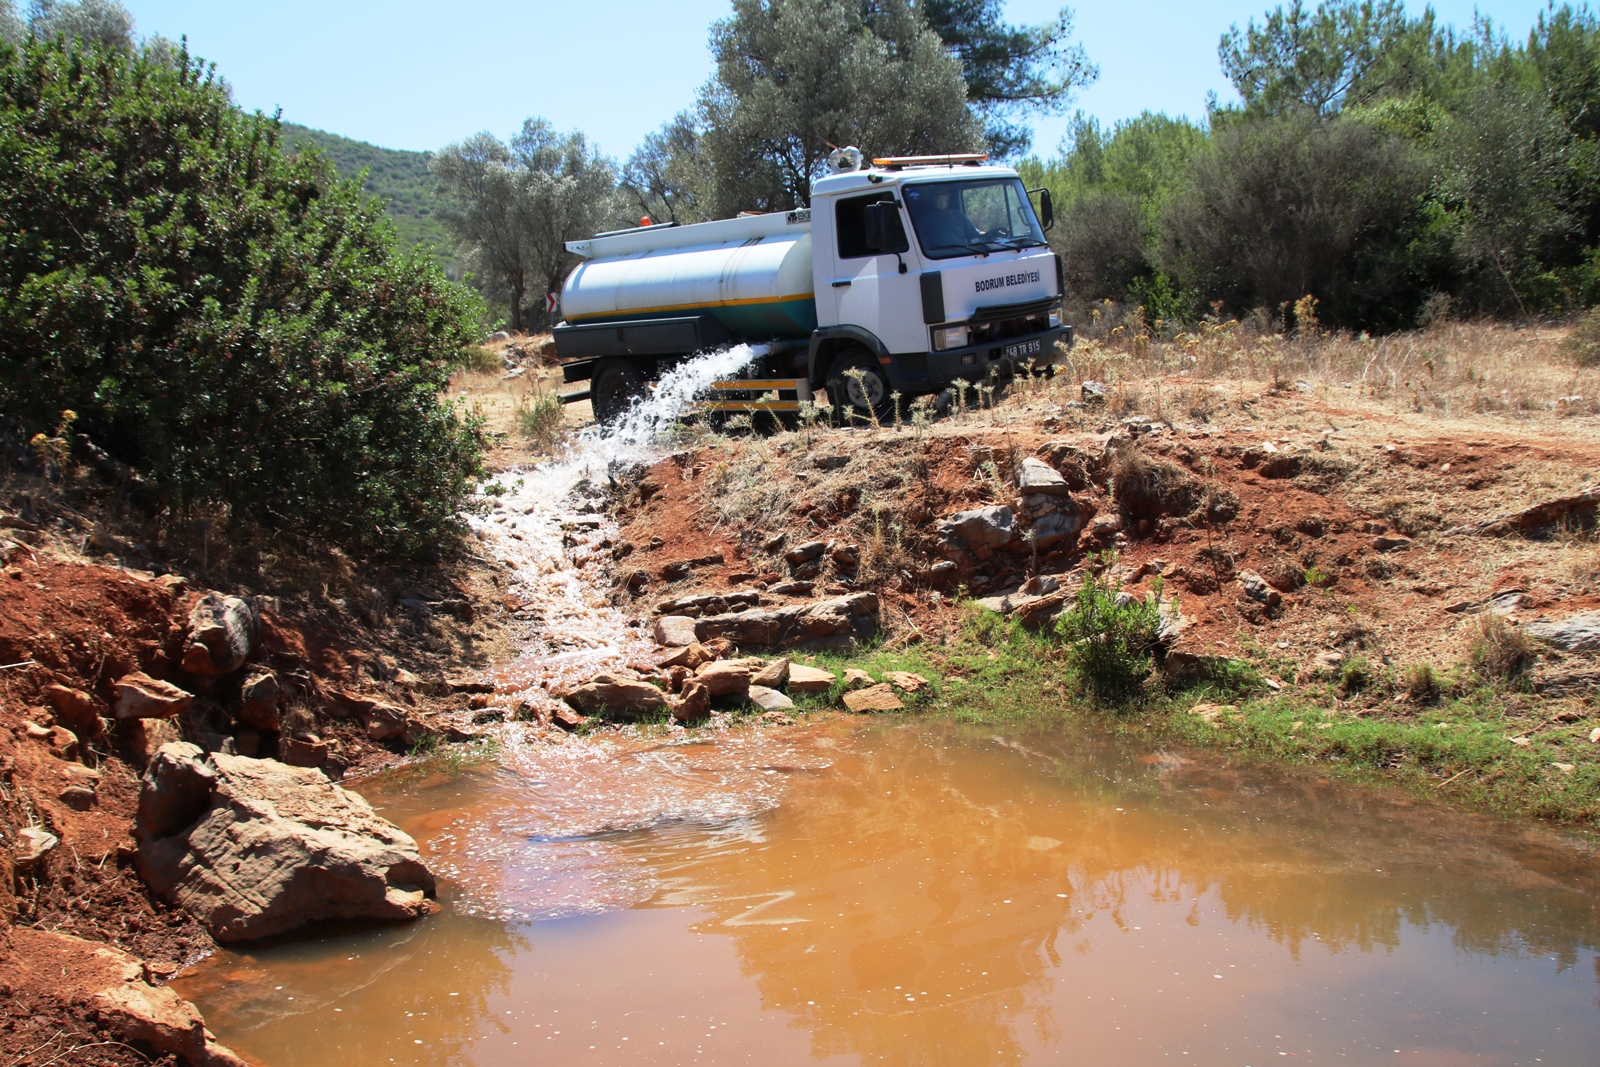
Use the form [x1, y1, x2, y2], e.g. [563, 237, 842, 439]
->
[694, 592, 878, 651]
[0, 929, 249, 1067]
[181, 594, 257, 676]
[1445, 484, 1598, 538]
[135, 742, 436, 943]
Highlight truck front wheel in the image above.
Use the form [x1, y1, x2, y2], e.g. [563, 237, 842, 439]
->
[591, 362, 647, 425]
[826, 350, 893, 425]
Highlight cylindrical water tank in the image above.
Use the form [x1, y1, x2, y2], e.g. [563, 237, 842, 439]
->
[561, 212, 817, 341]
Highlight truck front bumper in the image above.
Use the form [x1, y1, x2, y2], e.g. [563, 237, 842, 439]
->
[910, 324, 1073, 391]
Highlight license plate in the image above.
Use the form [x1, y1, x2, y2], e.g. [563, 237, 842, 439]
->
[1004, 338, 1042, 359]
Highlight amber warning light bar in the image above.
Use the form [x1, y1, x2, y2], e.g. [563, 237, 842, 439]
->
[870, 153, 989, 169]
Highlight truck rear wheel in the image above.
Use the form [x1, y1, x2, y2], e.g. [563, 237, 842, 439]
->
[825, 349, 893, 425]
[591, 362, 647, 425]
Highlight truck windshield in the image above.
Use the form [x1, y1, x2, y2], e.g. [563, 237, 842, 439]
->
[902, 179, 1047, 260]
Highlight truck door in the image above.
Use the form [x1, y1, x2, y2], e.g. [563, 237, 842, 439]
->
[825, 190, 926, 355]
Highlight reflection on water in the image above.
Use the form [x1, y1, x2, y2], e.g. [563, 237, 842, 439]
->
[176, 720, 1600, 1066]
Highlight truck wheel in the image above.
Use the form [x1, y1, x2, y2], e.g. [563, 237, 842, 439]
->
[826, 350, 893, 425]
[591, 362, 647, 425]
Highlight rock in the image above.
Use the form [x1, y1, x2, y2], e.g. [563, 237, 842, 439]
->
[1589, 727, 1600, 743]
[136, 742, 217, 839]
[1, 929, 249, 1067]
[657, 642, 712, 670]
[652, 615, 701, 648]
[842, 668, 875, 689]
[747, 685, 795, 712]
[45, 683, 96, 731]
[1313, 650, 1346, 672]
[768, 580, 814, 596]
[843, 684, 904, 713]
[135, 748, 436, 942]
[814, 455, 851, 470]
[831, 544, 861, 568]
[695, 593, 879, 651]
[562, 673, 669, 718]
[785, 540, 828, 565]
[1372, 535, 1413, 552]
[282, 737, 329, 767]
[1018, 457, 1074, 496]
[786, 664, 836, 694]
[1189, 702, 1241, 725]
[363, 703, 410, 741]
[1028, 510, 1084, 550]
[656, 592, 761, 617]
[1237, 570, 1282, 608]
[236, 669, 280, 731]
[552, 704, 586, 730]
[113, 672, 194, 720]
[16, 825, 58, 867]
[938, 506, 1020, 550]
[1014, 591, 1070, 629]
[59, 783, 97, 810]
[1081, 380, 1107, 404]
[181, 594, 257, 676]
[1526, 612, 1600, 652]
[671, 681, 711, 723]
[884, 671, 930, 693]
[695, 660, 753, 697]
[751, 658, 790, 688]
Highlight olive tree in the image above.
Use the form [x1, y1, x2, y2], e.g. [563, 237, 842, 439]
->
[433, 120, 622, 331]
[696, 0, 982, 216]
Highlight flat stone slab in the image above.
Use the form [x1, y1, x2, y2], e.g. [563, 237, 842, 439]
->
[1526, 612, 1600, 652]
[786, 664, 836, 693]
[843, 684, 904, 713]
[747, 685, 795, 712]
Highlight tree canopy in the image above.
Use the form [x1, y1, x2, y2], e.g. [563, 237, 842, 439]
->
[433, 120, 622, 330]
[922, 0, 1097, 156]
[0, 34, 484, 558]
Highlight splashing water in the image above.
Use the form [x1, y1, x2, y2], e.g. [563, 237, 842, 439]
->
[469, 344, 771, 713]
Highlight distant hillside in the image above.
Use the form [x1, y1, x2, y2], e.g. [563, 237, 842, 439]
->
[278, 122, 453, 256]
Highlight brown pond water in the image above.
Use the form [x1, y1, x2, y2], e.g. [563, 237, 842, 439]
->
[173, 718, 1600, 1066]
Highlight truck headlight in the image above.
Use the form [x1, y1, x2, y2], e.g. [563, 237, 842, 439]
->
[1048, 309, 1062, 329]
[932, 324, 969, 351]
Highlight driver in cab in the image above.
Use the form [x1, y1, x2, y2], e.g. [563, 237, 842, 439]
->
[913, 188, 981, 250]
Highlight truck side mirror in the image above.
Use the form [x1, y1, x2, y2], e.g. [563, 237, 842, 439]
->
[1037, 188, 1055, 231]
[863, 201, 910, 255]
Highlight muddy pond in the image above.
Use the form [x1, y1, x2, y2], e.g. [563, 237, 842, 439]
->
[173, 716, 1600, 1066]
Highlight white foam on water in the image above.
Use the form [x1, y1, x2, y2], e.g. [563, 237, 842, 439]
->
[468, 344, 771, 709]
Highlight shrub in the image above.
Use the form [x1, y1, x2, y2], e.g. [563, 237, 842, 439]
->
[1471, 614, 1536, 682]
[516, 392, 565, 450]
[1159, 115, 1428, 328]
[1055, 575, 1164, 705]
[1560, 306, 1600, 366]
[0, 38, 484, 558]
[1405, 662, 1440, 703]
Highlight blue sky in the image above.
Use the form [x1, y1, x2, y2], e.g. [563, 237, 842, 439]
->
[121, 1, 1563, 160]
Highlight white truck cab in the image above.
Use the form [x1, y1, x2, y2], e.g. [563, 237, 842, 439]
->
[553, 151, 1071, 422]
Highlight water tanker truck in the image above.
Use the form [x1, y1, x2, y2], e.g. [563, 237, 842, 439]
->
[553, 149, 1073, 423]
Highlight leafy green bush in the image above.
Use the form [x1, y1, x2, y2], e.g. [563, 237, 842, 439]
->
[0, 38, 483, 558]
[1054, 575, 1164, 705]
